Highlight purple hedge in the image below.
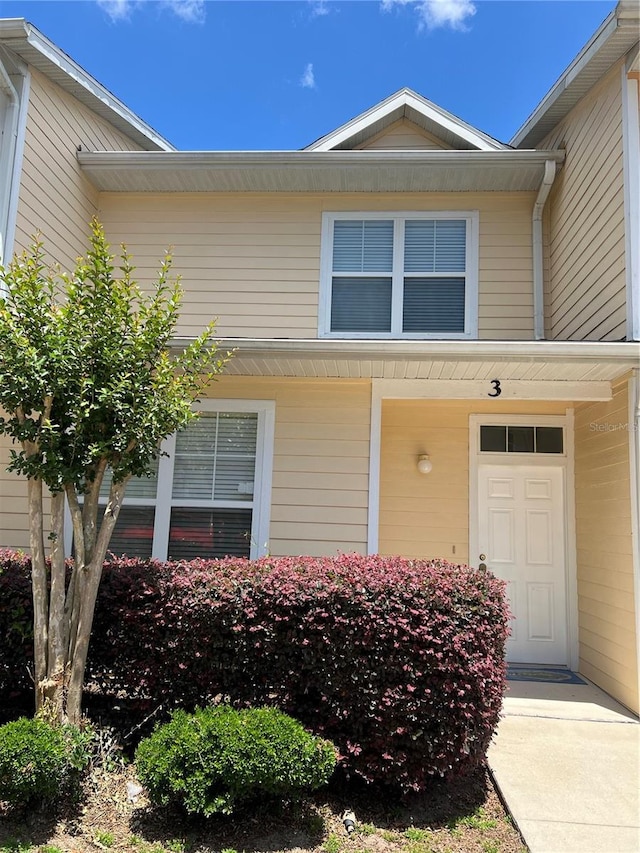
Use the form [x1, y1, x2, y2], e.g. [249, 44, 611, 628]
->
[0, 551, 509, 790]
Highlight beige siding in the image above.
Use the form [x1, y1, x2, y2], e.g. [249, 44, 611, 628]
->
[13, 69, 144, 270]
[574, 377, 638, 713]
[99, 191, 536, 340]
[541, 62, 627, 341]
[202, 376, 370, 556]
[378, 399, 569, 563]
[357, 118, 450, 150]
[0, 432, 50, 551]
[0, 377, 370, 559]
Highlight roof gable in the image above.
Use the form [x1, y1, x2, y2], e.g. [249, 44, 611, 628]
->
[304, 88, 508, 152]
[355, 117, 451, 150]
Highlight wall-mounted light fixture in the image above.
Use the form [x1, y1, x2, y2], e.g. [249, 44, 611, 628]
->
[417, 454, 432, 474]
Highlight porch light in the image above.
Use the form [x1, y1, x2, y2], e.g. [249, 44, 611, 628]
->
[417, 454, 432, 474]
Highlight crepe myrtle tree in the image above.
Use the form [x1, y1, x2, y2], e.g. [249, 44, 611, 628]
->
[0, 218, 229, 724]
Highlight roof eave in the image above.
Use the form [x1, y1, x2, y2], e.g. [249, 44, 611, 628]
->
[170, 337, 640, 385]
[77, 148, 565, 193]
[510, 2, 640, 148]
[0, 18, 175, 152]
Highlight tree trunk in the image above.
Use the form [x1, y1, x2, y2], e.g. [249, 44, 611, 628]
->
[28, 477, 49, 714]
[65, 477, 130, 724]
[46, 491, 67, 720]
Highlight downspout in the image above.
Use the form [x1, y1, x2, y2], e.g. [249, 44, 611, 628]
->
[533, 159, 557, 340]
[0, 53, 19, 268]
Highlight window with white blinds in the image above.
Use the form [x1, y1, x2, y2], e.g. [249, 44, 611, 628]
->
[320, 212, 478, 338]
[93, 400, 275, 561]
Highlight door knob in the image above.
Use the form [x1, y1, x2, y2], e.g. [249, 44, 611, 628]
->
[479, 554, 486, 561]
[479, 554, 487, 571]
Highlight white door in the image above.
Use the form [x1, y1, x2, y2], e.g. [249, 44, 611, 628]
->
[477, 464, 567, 665]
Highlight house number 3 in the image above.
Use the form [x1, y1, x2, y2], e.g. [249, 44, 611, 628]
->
[488, 379, 502, 397]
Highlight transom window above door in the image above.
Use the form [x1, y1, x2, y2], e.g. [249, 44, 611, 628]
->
[319, 211, 478, 339]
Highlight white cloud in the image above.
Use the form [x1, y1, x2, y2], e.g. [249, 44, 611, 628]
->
[97, 0, 206, 24]
[300, 63, 316, 90]
[97, 0, 135, 22]
[382, 0, 476, 31]
[161, 0, 206, 23]
[310, 1, 331, 17]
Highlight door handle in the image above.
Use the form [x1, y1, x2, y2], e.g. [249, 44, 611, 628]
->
[479, 553, 487, 570]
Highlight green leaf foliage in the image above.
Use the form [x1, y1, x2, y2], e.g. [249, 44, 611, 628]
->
[135, 705, 338, 816]
[0, 219, 228, 492]
[0, 717, 91, 804]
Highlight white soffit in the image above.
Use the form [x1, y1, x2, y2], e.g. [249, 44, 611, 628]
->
[172, 338, 640, 390]
[77, 149, 564, 193]
[0, 18, 173, 152]
[511, 1, 640, 148]
[304, 88, 508, 152]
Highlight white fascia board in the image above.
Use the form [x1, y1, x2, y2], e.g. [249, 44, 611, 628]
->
[0, 18, 174, 152]
[174, 337, 640, 365]
[305, 88, 507, 152]
[511, 5, 639, 148]
[79, 149, 563, 165]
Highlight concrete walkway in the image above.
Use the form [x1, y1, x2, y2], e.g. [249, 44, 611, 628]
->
[488, 677, 640, 853]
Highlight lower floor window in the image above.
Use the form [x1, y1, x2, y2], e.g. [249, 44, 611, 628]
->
[95, 400, 275, 561]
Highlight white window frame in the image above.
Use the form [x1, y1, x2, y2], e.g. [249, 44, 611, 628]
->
[319, 210, 479, 339]
[66, 399, 275, 561]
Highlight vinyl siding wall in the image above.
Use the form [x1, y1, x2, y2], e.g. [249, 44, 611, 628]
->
[0, 377, 370, 557]
[357, 119, 449, 150]
[98, 191, 536, 340]
[12, 68, 144, 270]
[1, 68, 147, 551]
[0, 431, 45, 551]
[541, 61, 627, 341]
[202, 377, 370, 556]
[574, 376, 638, 712]
[378, 398, 570, 564]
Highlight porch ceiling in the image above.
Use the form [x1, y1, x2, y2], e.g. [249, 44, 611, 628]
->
[176, 337, 639, 388]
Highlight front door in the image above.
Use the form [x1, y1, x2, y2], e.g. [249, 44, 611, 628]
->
[477, 464, 567, 665]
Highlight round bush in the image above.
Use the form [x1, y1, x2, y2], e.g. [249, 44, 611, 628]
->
[0, 718, 74, 804]
[135, 705, 337, 816]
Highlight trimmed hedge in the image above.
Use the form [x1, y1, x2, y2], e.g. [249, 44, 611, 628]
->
[135, 705, 338, 815]
[0, 717, 92, 804]
[0, 551, 509, 790]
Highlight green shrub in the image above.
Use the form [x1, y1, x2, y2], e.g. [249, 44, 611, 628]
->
[135, 705, 337, 816]
[0, 717, 91, 805]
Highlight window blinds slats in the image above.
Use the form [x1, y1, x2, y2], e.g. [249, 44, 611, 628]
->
[99, 457, 159, 500]
[168, 508, 252, 560]
[404, 219, 466, 272]
[331, 277, 392, 332]
[172, 413, 257, 501]
[402, 278, 466, 332]
[329, 216, 468, 335]
[107, 506, 155, 559]
[333, 220, 393, 272]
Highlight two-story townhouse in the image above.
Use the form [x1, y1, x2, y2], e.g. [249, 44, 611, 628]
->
[0, 2, 638, 713]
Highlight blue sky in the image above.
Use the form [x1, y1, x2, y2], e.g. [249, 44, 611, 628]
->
[0, 1, 617, 149]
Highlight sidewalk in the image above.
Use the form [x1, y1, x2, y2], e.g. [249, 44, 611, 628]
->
[488, 677, 640, 853]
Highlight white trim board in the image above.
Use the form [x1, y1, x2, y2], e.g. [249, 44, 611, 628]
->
[372, 378, 612, 401]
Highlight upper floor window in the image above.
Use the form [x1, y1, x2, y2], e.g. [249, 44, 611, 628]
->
[319, 211, 478, 339]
